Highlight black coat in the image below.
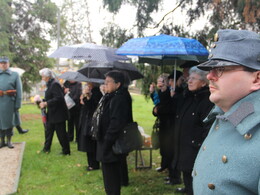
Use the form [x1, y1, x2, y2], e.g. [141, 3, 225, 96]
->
[96, 88, 132, 163]
[45, 79, 68, 124]
[64, 81, 82, 114]
[174, 87, 214, 171]
[78, 87, 102, 152]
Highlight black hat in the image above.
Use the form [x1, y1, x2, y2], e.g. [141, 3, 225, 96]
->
[180, 61, 199, 68]
[168, 70, 183, 80]
[198, 29, 260, 70]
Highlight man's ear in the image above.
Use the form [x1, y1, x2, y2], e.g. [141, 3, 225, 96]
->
[251, 71, 260, 91]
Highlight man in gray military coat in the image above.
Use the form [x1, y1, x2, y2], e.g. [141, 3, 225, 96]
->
[193, 29, 260, 195]
[0, 57, 22, 148]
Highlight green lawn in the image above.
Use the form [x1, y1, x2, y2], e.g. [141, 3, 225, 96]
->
[13, 94, 183, 195]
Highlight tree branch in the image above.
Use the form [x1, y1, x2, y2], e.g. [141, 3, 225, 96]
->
[148, 0, 185, 29]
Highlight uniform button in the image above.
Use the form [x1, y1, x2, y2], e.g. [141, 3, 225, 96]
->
[208, 183, 215, 190]
[222, 155, 228, 163]
[176, 115, 179, 119]
[215, 125, 219, 130]
[202, 146, 206, 151]
[244, 133, 252, 140]
[192, 112, 195, 115]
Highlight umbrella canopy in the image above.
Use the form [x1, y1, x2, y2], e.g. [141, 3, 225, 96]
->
[116, 34, 209, 65]
[10, 67, 25, 76]
[49, 43, 129, 63]
[78, 61, 144, 81]
[58, 71, 104, 83]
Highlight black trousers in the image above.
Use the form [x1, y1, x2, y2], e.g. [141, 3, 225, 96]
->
[67, 107, 80, 142]
[120, 156, 129, 186]
[102, 161, 121, 195]
[87, 152, 100, 169]
[168, 163, 181, 182]
[44, 121, 70, 154]
[183, 170, 193, 195]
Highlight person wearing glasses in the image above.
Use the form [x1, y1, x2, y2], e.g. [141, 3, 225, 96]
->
[193, 29, 260, 194]
[173, 66, 214, 194]
[95, 70, 132, 195]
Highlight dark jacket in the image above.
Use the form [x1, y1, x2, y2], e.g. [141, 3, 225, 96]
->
[64, 81, 82, 109]
[174, 86, 214, 171]
[45, 79, 68, 124]
[96, 87, 132, 163]
[78, 87, 102, 152]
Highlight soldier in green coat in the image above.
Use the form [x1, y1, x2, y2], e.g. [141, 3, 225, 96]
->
[193, 29, 260, 195]
[0, 57, 22, 148]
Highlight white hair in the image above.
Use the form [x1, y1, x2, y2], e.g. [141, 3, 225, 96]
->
[39, 68, 56, 78]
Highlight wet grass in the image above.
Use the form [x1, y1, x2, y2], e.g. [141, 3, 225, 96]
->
[13, 94, 183, 195]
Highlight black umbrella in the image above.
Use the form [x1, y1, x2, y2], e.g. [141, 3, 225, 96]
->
[78, 61, 144, 81]
[58, 71, 104, 83]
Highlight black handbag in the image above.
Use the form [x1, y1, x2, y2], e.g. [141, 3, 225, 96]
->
[112, 122, 143, 154]
[151, 118, 160, 149]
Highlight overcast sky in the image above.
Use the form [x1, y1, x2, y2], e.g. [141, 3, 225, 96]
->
[53, 0, 190, 45]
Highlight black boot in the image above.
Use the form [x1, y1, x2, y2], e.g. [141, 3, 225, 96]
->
[7, 136, 14, 149]
[16, 125, 29, 134]
[0, 137, 5, 148]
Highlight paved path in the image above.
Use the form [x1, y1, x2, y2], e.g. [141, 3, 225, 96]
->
[0, 142, 25, 195]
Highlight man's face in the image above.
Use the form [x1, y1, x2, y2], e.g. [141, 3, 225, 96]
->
[207, 65, 259, 112]
[0, 62, 10, 71]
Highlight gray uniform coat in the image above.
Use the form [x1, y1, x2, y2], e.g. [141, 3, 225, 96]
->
[193, 90, 260, 195]
[0, 69, 22, 130]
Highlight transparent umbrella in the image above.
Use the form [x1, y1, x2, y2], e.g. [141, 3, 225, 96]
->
[49, 43, 129, 63]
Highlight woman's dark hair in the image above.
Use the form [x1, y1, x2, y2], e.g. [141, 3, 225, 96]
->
[105, 70, 125, 87]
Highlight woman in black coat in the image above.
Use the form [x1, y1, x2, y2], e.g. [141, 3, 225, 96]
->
[78, 82, 102, 170]
[174, 67, 214, 195]
[39, 68, 70, 155]
[150, 74, 173, 172]
[96, 70, 132, 195]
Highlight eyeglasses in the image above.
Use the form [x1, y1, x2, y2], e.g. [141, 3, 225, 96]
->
[209, 66, 245, 78]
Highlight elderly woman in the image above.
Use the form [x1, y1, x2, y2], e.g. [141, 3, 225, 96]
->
[174, 67, 214, 195]
[39, 68, 70, 155]
[95, 70, 132, 195]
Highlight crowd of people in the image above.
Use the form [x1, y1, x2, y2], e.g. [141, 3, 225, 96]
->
[0, 29, 259, 195]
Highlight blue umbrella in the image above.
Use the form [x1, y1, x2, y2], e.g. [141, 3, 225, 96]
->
[116, 34, 209, 90]
[116, 34, 208, 56]
[116, 34, 209, 66]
